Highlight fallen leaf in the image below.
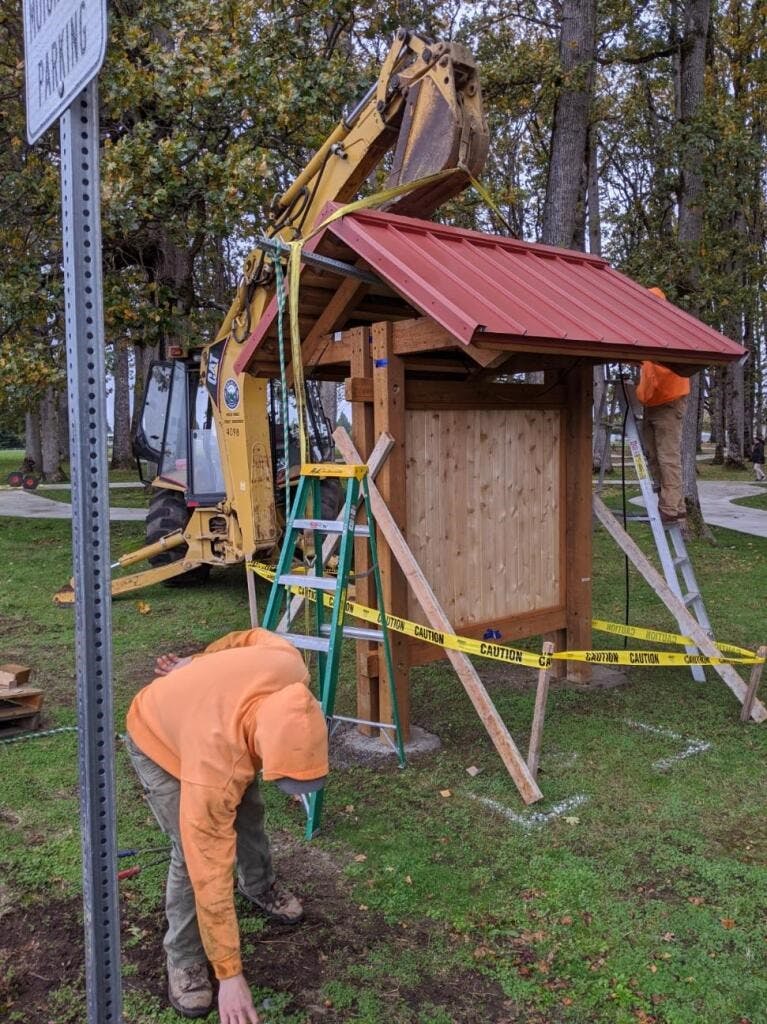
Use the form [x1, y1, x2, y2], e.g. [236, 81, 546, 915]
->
[721, 918, 735, 929]
[648, 963, 658, 974]
[353, 854, 367, 863]
[466, 765, 482, 777]
[439, 789, 452, 798]
[560, 915, 574, 926]
[358, 904, 368, 911]
[344, 804, 355, 813]
[562, 997, 574, 1006]
[404, 875, 413, 885]
[688, 896, 704, 906]
[661, 932, 675, 942]
[137, 601, 151, 614]
[563, 815, 580, 825]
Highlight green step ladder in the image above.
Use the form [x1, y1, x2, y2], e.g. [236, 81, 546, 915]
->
[261, 462, 406, 838]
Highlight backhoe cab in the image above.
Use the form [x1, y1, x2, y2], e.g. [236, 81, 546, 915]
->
[54, 29, 488, 604]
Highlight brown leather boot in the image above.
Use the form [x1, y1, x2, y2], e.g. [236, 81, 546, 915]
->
[238, 881, 304, 924]
[167, 962, 212, 1018]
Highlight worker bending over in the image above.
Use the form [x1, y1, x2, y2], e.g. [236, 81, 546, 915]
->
[636, 287, 694, 527]
[126, 628, 328, 1022]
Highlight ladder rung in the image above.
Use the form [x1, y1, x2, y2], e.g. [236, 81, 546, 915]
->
[277, 632, 331, 653]
[278, 573, 337, 592]
[292, 518, 370, 537]
[672, 555, 689, 568]
[320, 624, 384, 643]
[682, 591, 700, 606]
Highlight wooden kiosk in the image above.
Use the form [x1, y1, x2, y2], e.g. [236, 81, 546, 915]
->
[234, 205, 744, 742]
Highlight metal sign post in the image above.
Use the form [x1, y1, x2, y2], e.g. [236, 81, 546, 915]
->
[23, 1, 121, 1019]
[58, 80, 123, 1022]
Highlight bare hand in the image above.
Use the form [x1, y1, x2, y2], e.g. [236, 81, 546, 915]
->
[218, 974, 260, 1024]
[154, 653, 192, 676]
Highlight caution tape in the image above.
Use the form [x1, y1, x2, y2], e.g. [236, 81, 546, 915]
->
[249, 561, 550, 668]
[248, 562, 765, 668]
[591, 619, 756, 659]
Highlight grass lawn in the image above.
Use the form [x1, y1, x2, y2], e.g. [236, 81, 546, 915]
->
[0, 473, 766, 1024]
[732, 492, 767, 512]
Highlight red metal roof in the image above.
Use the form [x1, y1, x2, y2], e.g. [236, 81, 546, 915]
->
[235, 205, 743, 371]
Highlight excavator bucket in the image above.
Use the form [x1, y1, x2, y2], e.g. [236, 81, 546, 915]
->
[384, 42, 489, 217]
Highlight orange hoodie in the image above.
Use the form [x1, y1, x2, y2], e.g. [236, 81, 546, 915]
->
[126, 629, 328, 980]
[636, 361, 690, 407]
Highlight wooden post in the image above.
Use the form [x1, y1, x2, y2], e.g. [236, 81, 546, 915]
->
[349, 326, 379, 734]
[527, 641, 555, 780]
[593, 495, 767, 723]
[740, 645, 767, 723]
[564, 362, 593, 682]
[370, 321, 410, 739]
[334, 427, 543, 805]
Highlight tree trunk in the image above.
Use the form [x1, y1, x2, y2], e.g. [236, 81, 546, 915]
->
[57, 389, 69, 475]
[711, 367, 724, 463]
[111, 341, 134, 469]
[541, 0, 597, 250]
[724, 362, 745, 467]
[25, 408, 42, 469]
[676, 0, 712, 537]
[40, 387, 65, 482]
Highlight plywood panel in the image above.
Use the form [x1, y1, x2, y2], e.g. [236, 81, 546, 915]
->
[405, 408, 562, 627]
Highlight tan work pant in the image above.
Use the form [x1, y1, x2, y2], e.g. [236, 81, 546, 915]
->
[125, 734, 273, 969]
[642, 395, 688, 519]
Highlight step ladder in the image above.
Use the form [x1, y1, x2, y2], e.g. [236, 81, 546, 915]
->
[599, 377, 713, 682]
[261, 463, 406, 838]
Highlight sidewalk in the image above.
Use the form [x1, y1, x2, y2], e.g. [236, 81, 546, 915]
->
[628, 480, 767, 539]
[0, 485, 145, 522]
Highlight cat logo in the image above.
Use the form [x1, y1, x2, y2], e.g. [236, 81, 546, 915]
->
[207, 352, 220, 388]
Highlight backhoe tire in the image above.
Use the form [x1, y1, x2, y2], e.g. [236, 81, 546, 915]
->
[146, 490, 210, 587]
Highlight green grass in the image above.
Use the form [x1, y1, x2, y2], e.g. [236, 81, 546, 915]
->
[1, 494, 766, 1023]
[732, 491, 767, 511]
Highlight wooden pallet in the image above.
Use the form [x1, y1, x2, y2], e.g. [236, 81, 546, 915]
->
[0, 686, 44, 735]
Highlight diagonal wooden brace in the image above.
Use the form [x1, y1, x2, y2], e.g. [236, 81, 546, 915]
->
[593, 495, 767, 723]
[334, 426, 544, 805]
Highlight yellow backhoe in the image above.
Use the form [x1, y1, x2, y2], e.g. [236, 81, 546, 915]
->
[55, 29, 488, 604]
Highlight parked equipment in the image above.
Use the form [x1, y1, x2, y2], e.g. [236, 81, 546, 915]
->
[55, 30, 487, 604]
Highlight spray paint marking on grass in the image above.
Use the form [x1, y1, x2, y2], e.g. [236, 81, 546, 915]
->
[468, 792, 589, 829]
[623, 719, 712, 771]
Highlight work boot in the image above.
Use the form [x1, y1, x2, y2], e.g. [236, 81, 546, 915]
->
[238, 881, 304, 924]
[167, 962, 212, 1019]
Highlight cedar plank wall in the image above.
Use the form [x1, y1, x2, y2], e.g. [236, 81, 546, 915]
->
[405, 407, 564, 644]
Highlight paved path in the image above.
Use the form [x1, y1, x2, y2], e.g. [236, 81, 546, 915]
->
[0, 485, 145, 522]
[3, 480, 767, 535]
[628, 480, 767, 539]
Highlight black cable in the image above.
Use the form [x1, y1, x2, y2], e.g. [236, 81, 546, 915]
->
[618, 365, 631, 647]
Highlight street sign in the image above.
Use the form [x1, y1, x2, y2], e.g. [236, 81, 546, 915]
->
[23, 3, 121, 1018]
[23, 0, 107, 144]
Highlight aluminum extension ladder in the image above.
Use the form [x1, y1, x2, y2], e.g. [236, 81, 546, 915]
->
[261, 463, 406, 838]
[597, 377, 713, 682]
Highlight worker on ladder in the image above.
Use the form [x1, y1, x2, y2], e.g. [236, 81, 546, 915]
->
[125, 628, 328, 1022]
[636, 287, 696, 527]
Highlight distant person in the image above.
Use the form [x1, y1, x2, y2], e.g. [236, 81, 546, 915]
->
[636, 287, 695, 527]
[752, 437, 765, 482]
[126, 628, 328, 1022]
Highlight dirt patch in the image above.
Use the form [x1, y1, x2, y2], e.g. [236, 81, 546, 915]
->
[0, 835, 529, 1023]
[477, 661, 630, 693]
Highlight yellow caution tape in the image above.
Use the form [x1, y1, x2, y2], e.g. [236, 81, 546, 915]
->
[591, 619, 755, 658]
[249, 561, 550, 668]
[248, 562, 765, 668]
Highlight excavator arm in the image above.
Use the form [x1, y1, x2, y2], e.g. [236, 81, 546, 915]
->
[216, 29, 488, 348]
[201, 30, 488, 562]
